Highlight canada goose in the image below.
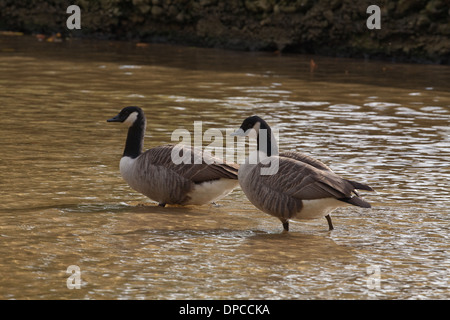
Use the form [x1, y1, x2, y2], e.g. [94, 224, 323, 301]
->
[231, 115, 373, 231]
[107, 106, 239, 206]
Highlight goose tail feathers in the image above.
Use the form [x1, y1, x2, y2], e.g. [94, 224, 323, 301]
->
[338, 196, 372, 208]
[346, 179, 374, 192]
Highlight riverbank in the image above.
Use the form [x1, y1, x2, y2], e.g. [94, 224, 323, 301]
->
[0, 0, 448, 64]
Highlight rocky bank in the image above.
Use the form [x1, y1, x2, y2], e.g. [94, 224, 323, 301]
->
[0, 0, 449, 64]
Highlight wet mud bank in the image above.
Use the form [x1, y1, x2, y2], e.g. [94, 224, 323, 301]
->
[0, 0, 449, 64]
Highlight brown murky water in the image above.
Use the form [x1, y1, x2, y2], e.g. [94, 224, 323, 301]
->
[0, 35, 449, 300]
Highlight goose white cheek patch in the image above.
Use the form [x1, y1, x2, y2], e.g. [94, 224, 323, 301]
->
[123, 111, 139, 127]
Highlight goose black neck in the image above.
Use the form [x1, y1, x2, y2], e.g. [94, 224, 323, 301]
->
[123, 115, 146, 159]
[256, 120, 278, 157]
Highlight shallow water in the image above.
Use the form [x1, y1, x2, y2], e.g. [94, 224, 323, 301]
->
[0, 35, 449, 300]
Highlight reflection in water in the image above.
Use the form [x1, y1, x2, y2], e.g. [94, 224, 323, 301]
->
[0, 36, 449, 299]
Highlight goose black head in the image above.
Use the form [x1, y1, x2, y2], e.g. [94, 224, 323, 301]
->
[107, 106, 144, 127]
[231, 115, 270, 138]
[232, 115, 277, 156]
[108, 106, 146, 158]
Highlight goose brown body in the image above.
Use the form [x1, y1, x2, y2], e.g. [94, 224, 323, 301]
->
[233, 116, 373, 231]
[120, 144, 239, 206]
[108, 106, 239, 206]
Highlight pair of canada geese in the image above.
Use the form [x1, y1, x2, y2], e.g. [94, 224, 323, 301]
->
[107, 106, 373, 232]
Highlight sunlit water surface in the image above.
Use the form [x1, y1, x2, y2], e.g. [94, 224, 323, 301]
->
[0, 36, 449, 299]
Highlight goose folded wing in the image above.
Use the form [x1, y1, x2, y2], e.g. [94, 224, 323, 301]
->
[279, 151, 332, 172]
[143, 145, 239, 183]
[258, 157, 355, 200]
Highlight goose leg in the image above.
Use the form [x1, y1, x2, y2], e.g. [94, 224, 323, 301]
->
[325, 214, 334, 231]
[158, 202, 166, 207]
